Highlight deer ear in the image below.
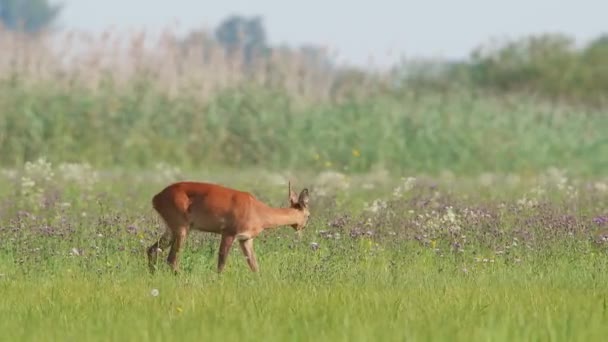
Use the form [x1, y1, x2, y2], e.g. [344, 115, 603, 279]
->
[289, 181, 299, 206]
[298, 188, 309, 207]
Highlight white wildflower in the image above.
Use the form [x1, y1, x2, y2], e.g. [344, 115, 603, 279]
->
[392, 176, 416, 198]
[57, 162, 99, 190]
[314, 171, 350, 193]
[594, 182, 607, 192]
[154, 162, 183, 183]
[364, 199, 387, 213]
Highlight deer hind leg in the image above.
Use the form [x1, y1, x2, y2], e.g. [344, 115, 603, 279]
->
[217, 234, 236, 273]
[150, 192, 191, 274]
[167, 226, 188, 274]
[239, 238, 259, 272]
[147, 231, 174, 273]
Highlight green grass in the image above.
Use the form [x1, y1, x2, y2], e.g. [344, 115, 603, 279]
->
[2, 246, 608, 341]
[1, 164, 608, 341]
[1, 81, 606, 175]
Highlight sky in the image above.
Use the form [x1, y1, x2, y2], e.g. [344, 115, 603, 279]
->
[57, 0, 607, 67]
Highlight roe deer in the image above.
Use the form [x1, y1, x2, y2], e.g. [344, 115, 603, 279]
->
[147, 181, 310, 274]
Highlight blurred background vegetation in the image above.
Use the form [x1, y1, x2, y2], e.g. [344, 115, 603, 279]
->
[0, 0, 606, 176]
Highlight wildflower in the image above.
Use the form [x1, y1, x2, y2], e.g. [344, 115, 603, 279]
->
[445, 207, 457, 223]
[593, 216, 607, 226]
[57, 162, 99, 191]
[352, 149, 361, 157]
[594, 182, 607, 192]
[154, 162, 182, 183]
[363, 199, 387, 213]
[176, 306, 183, 313]
[314, 171, 350, 192]
[150, 289, 159, 297]
[0, 168, 17, 180]
[392, 177, 416, 198]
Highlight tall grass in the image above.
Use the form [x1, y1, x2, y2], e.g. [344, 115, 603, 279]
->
[0, 28, 606, 176]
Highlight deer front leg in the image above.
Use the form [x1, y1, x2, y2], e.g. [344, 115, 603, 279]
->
[239, 238, 259, 272]
[217, 234, 236, 273]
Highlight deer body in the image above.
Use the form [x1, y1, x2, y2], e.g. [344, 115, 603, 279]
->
[147, 181, 310, 274]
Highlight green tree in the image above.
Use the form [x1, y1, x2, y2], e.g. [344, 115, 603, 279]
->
[214, 15, 268, 64]
[468, 34, 576, 93]
[0, 0, 62, 33]
[578, 34, 608, 104]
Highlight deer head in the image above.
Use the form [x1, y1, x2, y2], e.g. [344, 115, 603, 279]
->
[288, 181, 310, 230]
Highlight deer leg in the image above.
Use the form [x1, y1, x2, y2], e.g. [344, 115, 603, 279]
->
[147, 231, 173, 274]
[217, 234, 236, 273]
[239, 238, 259, 272]
[167, 227, 188, 274]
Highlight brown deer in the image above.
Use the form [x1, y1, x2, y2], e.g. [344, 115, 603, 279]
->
[147, 181, 310, 274]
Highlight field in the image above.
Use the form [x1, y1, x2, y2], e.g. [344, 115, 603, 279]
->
[1, 28, 608, 341]
[1, 161, 608, 341]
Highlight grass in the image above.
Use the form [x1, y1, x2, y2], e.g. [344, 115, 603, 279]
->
[2, 242, 608, 341]
[1, 84, 606, 175]
[1, 162, 608, 341]
[1, 27, 607, 341]
[0, 252, 608, 341]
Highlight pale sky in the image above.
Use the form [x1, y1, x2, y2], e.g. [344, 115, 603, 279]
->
[57, 0, 607, 67]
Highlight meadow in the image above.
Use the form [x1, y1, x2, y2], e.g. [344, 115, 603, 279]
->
[1, 161, 607, 341]
[0, 27, 607, 341]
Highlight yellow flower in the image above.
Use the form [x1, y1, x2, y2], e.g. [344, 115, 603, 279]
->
[176, 306, 183, 313]
[352, 149, 361, 157]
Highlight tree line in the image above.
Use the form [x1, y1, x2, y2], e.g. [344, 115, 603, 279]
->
[2, 0, 606, 106]
[403, 33, 608, 106]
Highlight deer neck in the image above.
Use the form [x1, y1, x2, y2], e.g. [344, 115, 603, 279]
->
[256, 204, 303, 230]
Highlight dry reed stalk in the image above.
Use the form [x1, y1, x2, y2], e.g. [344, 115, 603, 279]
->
[0, 26, 400, 105]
